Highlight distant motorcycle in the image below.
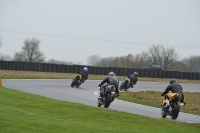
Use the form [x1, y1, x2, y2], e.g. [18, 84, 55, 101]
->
[119, 77, 132, 91]
[97, 84, 116, 108]
[71, 74, 83, 88]
[161, 92, 184, 120]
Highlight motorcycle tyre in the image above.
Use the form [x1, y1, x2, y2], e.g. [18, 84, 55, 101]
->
[119, 84, 123, 90]
[71, 80, 75, 87]
[171, 104, 180, 120]
[98, 102, 101, 107]
[76, 84, 80, 88]
[71, 80, 80, 88]
[104, 93, 112, 108]
[161, 107, 167, 118]
[97, 98, 102, 107]
[119, 83, 128, 91]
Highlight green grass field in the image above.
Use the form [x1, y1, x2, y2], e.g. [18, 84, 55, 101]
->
[1, 86, 200, 133]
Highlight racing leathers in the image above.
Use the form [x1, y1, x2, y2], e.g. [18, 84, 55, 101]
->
[98, 75, 119, 96]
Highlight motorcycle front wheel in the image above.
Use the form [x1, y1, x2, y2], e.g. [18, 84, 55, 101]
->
[97, 97, 102, 107]
[161, 107, 167, 118]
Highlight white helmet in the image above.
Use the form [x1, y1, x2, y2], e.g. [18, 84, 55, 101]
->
[134, 72, 138, 76]
[84, 67, 88, 71]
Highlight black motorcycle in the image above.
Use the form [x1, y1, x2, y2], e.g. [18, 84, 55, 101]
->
[161, 92, 184, 120]
[97, 84, 116, 108]
[71, 74, 83, 88]
[119, 77, 132, 91]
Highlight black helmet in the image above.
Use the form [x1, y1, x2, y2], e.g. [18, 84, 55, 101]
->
[170, 78, 176, 84]
[134, 72, 138, 76]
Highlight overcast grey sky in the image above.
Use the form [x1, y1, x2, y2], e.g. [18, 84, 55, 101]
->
[0, 0, 200, 65]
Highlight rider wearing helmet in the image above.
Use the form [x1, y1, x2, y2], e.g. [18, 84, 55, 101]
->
[161, 78, 186, 106]
[98, 71, 119, 97]
[127, 72, 138, 88]
[79, 67, 88, 83]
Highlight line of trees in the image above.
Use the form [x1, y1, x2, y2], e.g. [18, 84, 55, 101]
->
[87, 45, 200, 72]
[1, 37, 200, 72]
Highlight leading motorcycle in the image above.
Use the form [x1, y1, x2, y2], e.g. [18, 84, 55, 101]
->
[161, 92, 184, 120]
[97, 84, 116, 108]
[71, 74, 83, 88]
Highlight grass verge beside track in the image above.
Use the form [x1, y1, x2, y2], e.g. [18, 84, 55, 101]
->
[0, 86, 200, 133]
[117, 91, 200, 116]
[1, 70, 200, 84]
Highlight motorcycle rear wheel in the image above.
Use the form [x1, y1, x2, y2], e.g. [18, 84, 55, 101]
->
[104, 93, 112, 108]
[171, 104, 180, 120]
[119, 84, 123, 90]
[71, 80, 75, 87]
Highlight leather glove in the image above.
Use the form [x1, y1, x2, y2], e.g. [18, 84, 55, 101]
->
[98, 84, 101, 87]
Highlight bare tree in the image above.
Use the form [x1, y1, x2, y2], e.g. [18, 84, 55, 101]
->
[13, 38, 45, 62]
[179, 56, 200, 72]
[133, 52, 148, 68]
[87, 54, 101, 66]
[146, 44, 179, 70]
[146, 45, 163, 65]
[13, 52, 24, 61]
[127, 54, 134, 68]
[117, 54, 134, 68]
[112, 56, 121, 67]
[162, 47, 179, 70]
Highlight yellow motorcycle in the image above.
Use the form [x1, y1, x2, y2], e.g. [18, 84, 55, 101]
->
[71, 74, 83, 88]
[161, 92, 184, 120]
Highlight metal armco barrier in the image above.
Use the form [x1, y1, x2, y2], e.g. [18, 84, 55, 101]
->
[0, 60, 200, 80]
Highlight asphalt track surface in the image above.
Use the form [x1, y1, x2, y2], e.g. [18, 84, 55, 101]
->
[2, 79, 200, 124]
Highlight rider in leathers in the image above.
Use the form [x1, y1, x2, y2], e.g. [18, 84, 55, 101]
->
[98, 71, 119, 97]
[161, 78, 186, 106]
[78, 67, 88, 83]
[128, 72, 138, 88]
